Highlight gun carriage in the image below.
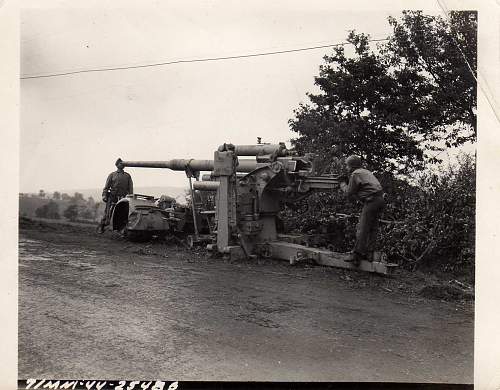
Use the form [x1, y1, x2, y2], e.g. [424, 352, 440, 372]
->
[119, 142, 396, 275]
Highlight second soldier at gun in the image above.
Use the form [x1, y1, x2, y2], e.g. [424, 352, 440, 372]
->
[340, 155, 385, 265]
[97, 158, 133, 233]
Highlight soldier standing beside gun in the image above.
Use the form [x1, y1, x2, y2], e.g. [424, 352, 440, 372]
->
[97, 158, 133, 233]
[340, 155, 385, 266]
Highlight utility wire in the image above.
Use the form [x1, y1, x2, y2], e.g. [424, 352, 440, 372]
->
[435, 0, 477, 82]
[435, 0, 500, 125]
[20, 38, 389, 80]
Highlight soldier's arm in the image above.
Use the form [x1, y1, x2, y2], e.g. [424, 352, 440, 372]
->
[102, 173, 113, 198]
[128, 174, 134, 194]
[346, 173, 360, 201]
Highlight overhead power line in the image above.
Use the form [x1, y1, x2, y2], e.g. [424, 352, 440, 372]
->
[435, 0, 477, 83]
[435, 0, 500, 125]
[20, 38, 389, 80]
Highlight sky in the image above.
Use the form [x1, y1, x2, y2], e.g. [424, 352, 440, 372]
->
[19, 2, 428, 194]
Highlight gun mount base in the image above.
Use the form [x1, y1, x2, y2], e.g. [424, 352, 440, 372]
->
[257, 241, 397, 276]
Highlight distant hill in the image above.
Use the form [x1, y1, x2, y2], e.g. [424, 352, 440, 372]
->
[19, 186, 188, 220]
[19, 196, 58, 219]
[19, 196, 86, 220]
[55, 186, 188, 203]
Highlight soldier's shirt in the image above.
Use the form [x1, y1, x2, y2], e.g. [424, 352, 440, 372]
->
[346, 168, 382, 201]
[102, 170, 133, 197]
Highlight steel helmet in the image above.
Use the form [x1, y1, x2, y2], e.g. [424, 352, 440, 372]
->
[346, 155, 362, 169]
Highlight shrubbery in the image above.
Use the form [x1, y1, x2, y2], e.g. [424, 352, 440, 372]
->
[383, 154, 475, 275]
[281, 154, 475, 277]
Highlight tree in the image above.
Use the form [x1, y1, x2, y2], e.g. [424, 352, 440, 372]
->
[35, 201, 60, 219]
[72, 192, 84, 202]
[38, 189, 46, 198]
[385, 11, 476, 148]
[61, 193, 71, 201]
[290, 31, 424, 174]
[80, 208, 94, 220]
[289, 11, 477, 173]
[52, 191, 61, 200]
[63, 204, 79, 221]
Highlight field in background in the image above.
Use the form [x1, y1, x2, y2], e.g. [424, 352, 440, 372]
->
[19, 186, 188, 221]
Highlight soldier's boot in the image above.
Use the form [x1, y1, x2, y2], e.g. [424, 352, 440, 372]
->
[97, 221, 105, 234]
[345, 251, 364, 266]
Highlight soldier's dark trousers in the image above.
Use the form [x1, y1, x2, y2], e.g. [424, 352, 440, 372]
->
[99, 196, 118, 228]
[354, 195, 385, 256]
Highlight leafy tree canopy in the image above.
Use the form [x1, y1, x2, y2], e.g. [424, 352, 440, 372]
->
[35, 200, 60, 219]
[63, 204, 79, 221]
[73, 192, 85, 202]
[289, 11, 476, 174]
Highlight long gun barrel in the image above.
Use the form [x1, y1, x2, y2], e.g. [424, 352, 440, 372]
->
[119, 143, 290, 173]
[119, 158, 259, 173]
[120, 159, 213, 171]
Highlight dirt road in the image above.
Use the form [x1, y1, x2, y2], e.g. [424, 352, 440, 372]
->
[18, 220, 473, 383]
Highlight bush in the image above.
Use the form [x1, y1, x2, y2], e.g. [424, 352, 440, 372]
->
[281, 153, 475, 276]
[383, 153, 475, 275]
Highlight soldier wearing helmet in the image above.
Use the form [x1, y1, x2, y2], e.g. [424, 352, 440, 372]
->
[97, 158, 134, 233]
[340, 155, 385, 265]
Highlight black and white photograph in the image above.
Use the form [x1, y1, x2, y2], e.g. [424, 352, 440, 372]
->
[3, 0, 500, 388]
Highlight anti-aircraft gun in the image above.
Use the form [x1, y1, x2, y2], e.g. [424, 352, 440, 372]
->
[119, 142, 396, 275]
